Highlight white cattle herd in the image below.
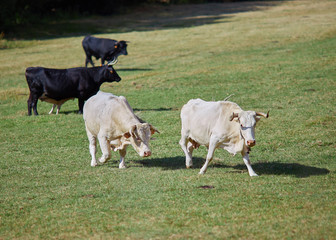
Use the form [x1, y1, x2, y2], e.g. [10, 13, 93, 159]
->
[81, 91, 269, 176]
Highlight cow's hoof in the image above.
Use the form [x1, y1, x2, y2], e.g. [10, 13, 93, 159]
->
[98, 158, 108, 164]
[91, 162, 98, 167]
[250, 173, 259, 177]
[119, 164, 126, 169]
[186, 165, 193, 169]
[198, 171, 205, 175]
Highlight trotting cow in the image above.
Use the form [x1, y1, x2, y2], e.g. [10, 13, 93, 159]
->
[82, 35, 128, 67]
[25, 65, 121, 116]
[179, 98, 269, 176]
[83, 91, 159, 168]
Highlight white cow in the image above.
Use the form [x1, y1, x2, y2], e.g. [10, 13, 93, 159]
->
[83, 91, 159, 168]
[179, 98, 269, 176]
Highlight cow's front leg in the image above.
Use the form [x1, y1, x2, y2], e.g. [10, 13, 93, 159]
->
[179, 134, 193, 168]
[56, 105, 61, 115]
[49, 104, 56, 114]
[118, 148, 127, 169]
[242, 152, 258, 177]
[199, 138, 218, 174]
[98, 134, 111, 164]
[101, 57, 105, 66]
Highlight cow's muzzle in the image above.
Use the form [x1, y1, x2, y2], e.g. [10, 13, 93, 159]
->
[247, 140, 256, 147]
[143, 151, 152, 157]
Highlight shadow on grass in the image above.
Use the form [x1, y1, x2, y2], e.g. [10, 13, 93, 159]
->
[133, 107, 175, 112]
[233, 162, 330, 178]
[6, 2, 283, 40]
[139, 157, 330, 178]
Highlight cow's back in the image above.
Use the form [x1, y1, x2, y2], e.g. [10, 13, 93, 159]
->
[82, 36, 116, 53]
[181, 99, 242, 145]
[83, 91, 137, 137]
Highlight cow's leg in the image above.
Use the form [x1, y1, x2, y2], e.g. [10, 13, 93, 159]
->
[199, 137, 218, 175]
[85, 54, 94, 67]
[49, 104, 56, 114]
[27, 94, 33, 116]
[118, 147, 127, 169]
[98, 133, 111, 164]
[78, 99, 84, 114]
[242, 152, 258, 177]
[186, 141, 194, 168]
[31, 97, 39, 116]
[56, 105, 61, 115]
[179, 134, 193, 168]
[86, 129, 97, 167]
[101, 57, 105, 66]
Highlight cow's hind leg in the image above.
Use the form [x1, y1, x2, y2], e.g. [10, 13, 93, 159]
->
[85, 54, 94, 67]
[27, 94, 33, 116]
[31, 96, 39, 116]
[199, 137, 218, 174]
[242, 153, 258, 177]
[179, 134, 193, 168]
[27, 93, 39, 116]
[86, 129, 97, 167]
[98, 133, 111, 164]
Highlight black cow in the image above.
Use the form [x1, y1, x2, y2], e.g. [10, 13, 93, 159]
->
[25, 65, 121, 116]
[82, 35, 128, 67]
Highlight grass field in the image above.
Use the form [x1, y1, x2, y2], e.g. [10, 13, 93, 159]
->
[0, 0, 336, 239]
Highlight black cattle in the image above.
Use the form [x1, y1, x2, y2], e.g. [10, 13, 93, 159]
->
[82, 35, 128, 67]
[25, 65, 121, 116]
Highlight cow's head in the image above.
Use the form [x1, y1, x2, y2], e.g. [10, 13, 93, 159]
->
[123, 123, 159, 157]
[116, 40, 128, 56]
[101, 65, 121, 83]
[106, 41, 128, 61]
[230, 111, 269, 148]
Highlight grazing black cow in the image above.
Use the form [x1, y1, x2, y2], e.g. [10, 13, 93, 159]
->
[82, 35, 128, 67]
[25, 65, 121, 116]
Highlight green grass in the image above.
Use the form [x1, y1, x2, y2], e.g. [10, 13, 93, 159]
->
[1, 0, 336, 239]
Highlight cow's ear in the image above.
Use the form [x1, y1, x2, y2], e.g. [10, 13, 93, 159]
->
[229, 112, 239, 121]
[124, 132, 131, 138]
[124, 125, 136, 139]
[150, 125, 160, 135]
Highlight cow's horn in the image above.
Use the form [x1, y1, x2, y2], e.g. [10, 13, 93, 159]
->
[108, 57, 118, 65]
[229, 112, 239, 121]
[256, 111, 269, 118]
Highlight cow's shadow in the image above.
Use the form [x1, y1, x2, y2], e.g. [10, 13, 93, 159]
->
[137, 157, 330, 178]
[232, 162, 330, 178]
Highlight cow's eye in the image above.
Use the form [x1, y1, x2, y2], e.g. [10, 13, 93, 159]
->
[110, 70, 113, 73]
[241, 124, 244, 128]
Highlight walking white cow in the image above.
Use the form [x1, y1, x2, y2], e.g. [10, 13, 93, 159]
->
[83, 91, 159, 168]
[179, 98, 269, 176]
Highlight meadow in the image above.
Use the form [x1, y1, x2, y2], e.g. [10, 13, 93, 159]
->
[0, 0, 335, 239]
